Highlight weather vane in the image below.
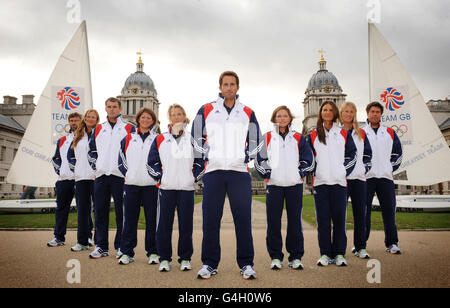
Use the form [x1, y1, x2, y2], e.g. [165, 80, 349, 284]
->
[137, 50, 143, 63]
[318, 49, 325, 61]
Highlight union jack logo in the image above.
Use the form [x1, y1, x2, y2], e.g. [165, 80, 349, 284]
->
[57, 87, 80, 110]
[380, 87, 404, 111]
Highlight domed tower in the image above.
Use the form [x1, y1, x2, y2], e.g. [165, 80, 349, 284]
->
[118, 52, 160, 124]
[302, 52, 346, 135]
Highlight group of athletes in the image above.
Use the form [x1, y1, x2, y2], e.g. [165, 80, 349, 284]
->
[47, 71, 402, 280]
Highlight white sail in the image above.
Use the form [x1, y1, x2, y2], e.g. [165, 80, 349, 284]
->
[369, 22, 450, 186]
[6, 21, 93, 187]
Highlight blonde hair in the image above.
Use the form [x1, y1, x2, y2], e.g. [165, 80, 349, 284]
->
[339, 102, 362, 141]
[167, 104, 190, 125]
[72, 109, 100, 148]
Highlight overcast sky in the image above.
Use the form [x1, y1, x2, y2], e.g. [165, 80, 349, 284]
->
[1, 0, 449, 132]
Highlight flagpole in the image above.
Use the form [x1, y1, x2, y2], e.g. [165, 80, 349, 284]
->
[368, 22, 372, 102]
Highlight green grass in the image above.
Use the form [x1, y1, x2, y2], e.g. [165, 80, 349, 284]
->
[0, 196, 203, 229]
[253, 195, 450, 230]
[1, 195, 449, 230]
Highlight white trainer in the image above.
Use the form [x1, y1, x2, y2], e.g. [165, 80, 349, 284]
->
[116, 248, 123, 260]
[197, 265, 218, 279]
[335, 255, 348, 267]
[355, 249, 370, 259]
[159, 260, 171, 272]
[270, 259, 282, 270]
[317, 255, 333, 267]
[180, 260, 192, 271]
[89, 246, 109, 259]
[289, 259, 304, 270]
[118, 254, 134, 265]
[148, 254, 160, 265]
[240, 265, 257, 280]
[386, 244, 402, 254]
[47, 238, 65, 247]
[71, 243, 89, 252]
[88, 238, 94, 247]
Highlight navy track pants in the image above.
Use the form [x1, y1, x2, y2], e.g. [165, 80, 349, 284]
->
[347, 179, 367, 251]
[74, 180, 94, 246]
[121, 185, 158, 258]
[157, 189, 194, 263]
[54, 180, 75, 242]
[366, 178, 399, 247]
[266, 184, 304, 262]
[313, 184, 348, 258]
[201, 170, 254, 269]
[93, 175, 124, 251]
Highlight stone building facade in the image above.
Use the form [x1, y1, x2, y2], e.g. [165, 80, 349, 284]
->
[0, 96, 54, 198]
[117, 54, 160, 126]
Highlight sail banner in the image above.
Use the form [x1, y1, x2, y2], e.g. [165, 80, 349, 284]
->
[375, 84, 413, 146]
[7, 21, 93, 187]
[52, 86, 86, 144]
[369, 23, 450, 186]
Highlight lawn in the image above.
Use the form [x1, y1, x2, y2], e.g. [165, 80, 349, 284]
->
[0, 196, 203, 229]
[1, 195, 449, 230]
[253, 195, 450, 230]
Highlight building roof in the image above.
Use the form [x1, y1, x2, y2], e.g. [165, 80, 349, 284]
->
[123, 71, 156, 92]
[0, 114, 25, 133]
[439, 117, 450, 130]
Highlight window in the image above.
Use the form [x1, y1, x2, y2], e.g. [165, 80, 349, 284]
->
[133, 100, 136, 114]
[126, 100, 129, 114]
[0, 146, 6, 161]
[140, 100, 144, 109]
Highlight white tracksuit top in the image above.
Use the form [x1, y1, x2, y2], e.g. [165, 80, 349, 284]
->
[51, 133, 75, 181]
[67, 133, 95, 182]
[308, 123, 357, 188]
[191, 95, 268, 175]
[118, 128, 158, 187]
[363, 123, 403, 181]
[346, 127, 373, 182]
[147, 131, 196, 191]
[264, 128, 315, 187]
[88, 116, 136, 179]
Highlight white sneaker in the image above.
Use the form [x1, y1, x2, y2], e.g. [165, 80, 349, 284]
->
[386, 244, 402, 254]
[240, 265, 257, 280]
[335, 255, 348, 267]
[116, 248, 123, 260]
[118, 254, 134, 265]
[355, 249, 370, 259]
[71, 243, 89, 252]
[148, 254, 159, 265]
[317, 255, 332, 267]
[289, 259, 304, 270]
[159, 260, 171, 272]
[270, 259, 282, 270]
[197, 265, 218, 279]
[88, 238, 94, 247]
[47, 238, 65, 247]
[180, 260, 192, 271]
[89, 246, 109, 259]
[351, 246, 356, 254]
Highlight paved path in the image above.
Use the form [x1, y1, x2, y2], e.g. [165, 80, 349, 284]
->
[0, 198, 449, 288]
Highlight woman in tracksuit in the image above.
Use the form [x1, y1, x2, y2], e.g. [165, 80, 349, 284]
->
[339, 102, 373, 259]
[147, 104, 204, 272]
[260, 106, 314, 270]
[308, 101, 357, 267]
[117, 107, 160, 265]
[67, 109, 99, 252]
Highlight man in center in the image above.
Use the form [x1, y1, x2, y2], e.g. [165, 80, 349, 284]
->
[192, 71, 270, 280]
